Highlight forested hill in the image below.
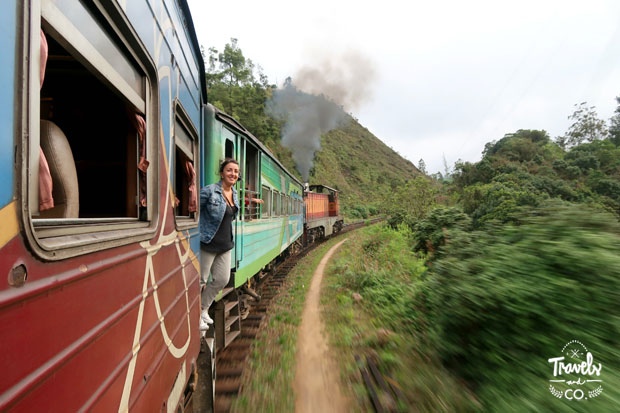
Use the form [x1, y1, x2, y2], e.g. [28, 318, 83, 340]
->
[205, 40, 420, 216]
[312, 119, 420, 215]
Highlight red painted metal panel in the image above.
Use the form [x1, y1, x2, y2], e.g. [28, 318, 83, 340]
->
[0, 233, 201, 411]
[304, 192, 329, 222]
[328, 192, 339, 217]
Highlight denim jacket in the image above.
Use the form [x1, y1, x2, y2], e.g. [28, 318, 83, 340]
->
[199, 181, 239, 244]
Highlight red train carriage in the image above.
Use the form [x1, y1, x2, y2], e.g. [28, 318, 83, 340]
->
[0, 0, 206, 411]
[305, 191, 329, 220]
[303, 185, 343, 244]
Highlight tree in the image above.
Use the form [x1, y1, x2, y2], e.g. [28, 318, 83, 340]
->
[206, 38, 254, 115]
[556, 102, 609, 149]
[205, 39, 281, 144]
[386, 176, 438, 225]
[608, 96, 620, 146]
[417, 158, 428, 175]
[442, 153, 451, 178]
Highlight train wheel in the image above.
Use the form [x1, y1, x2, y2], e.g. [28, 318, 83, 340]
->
[194, 333, 216, 412]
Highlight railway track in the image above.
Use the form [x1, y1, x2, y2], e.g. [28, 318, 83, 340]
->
[210, 217, 384, 412]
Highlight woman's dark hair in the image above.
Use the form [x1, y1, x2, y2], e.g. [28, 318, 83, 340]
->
[219, 157, 239, 173]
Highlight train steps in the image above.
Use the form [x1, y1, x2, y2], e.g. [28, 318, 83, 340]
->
[215, 287, 242, 350]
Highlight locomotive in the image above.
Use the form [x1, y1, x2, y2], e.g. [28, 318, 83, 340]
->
[0, 1, 342, 411]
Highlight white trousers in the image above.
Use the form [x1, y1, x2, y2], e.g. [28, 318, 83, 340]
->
[200, 246, 232, 311]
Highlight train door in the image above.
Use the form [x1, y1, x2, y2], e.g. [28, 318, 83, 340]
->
[237, 137, 245, 266]
[222, 128, 238, 269]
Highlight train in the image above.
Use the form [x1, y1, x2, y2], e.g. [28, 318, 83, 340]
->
[0, 1, 343, 412]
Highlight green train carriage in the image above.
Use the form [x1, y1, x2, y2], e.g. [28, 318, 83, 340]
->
[202, 103, 304, 349]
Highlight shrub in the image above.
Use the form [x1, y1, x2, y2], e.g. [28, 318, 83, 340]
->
[421, 203, 620, 411]
[411, 206, 471, 259]
[354, 205, 369, 219]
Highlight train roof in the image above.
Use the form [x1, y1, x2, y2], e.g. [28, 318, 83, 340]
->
[211, 104, 304, 187]
[179, 0, 207, 103]
[308, 184, 339, 193]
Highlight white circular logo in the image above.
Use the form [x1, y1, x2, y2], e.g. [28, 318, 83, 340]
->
[547, 340, 603, 401]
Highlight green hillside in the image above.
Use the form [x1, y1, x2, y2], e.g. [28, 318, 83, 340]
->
[311, 119, 420, 214]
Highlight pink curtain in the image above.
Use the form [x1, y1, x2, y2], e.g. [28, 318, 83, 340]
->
[39, 30, 54, 212]
[40, 30, 48, 86]
[133, 114, 149, 207]
[185, 160, 197, 212]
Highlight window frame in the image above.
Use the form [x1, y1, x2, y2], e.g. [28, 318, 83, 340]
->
[261, 185, 271, 218]
[272, 190, 279, 217]
[173, 99, 199, 229]
[19, 0, 161, 260]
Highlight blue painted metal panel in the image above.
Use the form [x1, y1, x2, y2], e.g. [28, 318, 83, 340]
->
[125, 1, 156, 56]
[0, 0, 17, 208]
[178, 76, 200, 126]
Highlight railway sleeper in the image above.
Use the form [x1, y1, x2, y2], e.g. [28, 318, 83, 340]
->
[355, 354, 403, 413]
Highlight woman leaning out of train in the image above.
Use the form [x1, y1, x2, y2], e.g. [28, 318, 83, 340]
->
[199, 158, 240, 330]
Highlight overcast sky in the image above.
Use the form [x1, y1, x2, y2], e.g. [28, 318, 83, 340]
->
[187, 0, 620, 174]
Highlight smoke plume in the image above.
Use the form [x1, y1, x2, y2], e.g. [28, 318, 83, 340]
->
[266, 50, 376, 180]
[267, 83, 347, 180]
[294, 50, 376, 112]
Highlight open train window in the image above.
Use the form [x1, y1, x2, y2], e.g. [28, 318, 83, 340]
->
[225, 138, 234, 159]
[261, 186, 271, 218]
[243, 143, 259, 221]
[174, 102, 198, 224]
[23, 0, 157, 257]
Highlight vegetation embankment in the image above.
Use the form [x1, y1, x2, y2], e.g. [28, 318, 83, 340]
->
[322, 224, 478, 412]
[325, 206, 620, 412]
[358, 108, 620, 411]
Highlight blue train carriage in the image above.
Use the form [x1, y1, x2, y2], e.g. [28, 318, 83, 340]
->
[203, 104, 304, 349]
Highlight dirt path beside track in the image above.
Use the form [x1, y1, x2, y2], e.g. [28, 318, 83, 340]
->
[294, 238, 350, 413]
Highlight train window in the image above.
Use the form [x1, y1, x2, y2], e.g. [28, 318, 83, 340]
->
[244, 143, 259, 221]
[24, 0, 157, 257]
[261, 186, 271, 218]
[225, 138, 234, 159]
[278, 194, 282, 216]
[174, 102, 198, 223]
[273, 191, 279, 216]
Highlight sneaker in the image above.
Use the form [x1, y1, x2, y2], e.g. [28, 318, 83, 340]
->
[200, 310, 214, 328]
[199, 317, 210, 331]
